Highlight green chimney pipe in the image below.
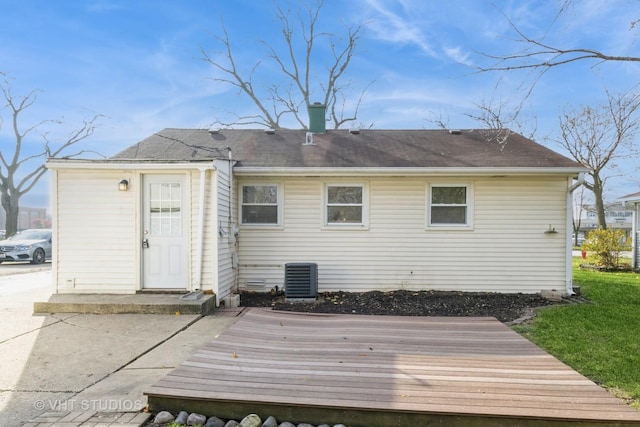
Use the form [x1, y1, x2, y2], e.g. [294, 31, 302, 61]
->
[308, 102, 326, 133]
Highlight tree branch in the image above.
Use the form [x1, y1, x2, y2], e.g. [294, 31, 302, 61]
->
[477, 6, 640, 74]
[0, 76, 104, 235]
[201, 0, 371, 129]
[202, 22, 279, 128]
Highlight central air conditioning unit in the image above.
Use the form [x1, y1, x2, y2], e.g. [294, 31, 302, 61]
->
[284, 263, 318, 300]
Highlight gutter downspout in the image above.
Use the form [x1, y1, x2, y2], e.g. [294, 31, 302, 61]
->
[195, 163, 215, 291]
[228, 148, 239, 297]
[566, 172, 585, 295]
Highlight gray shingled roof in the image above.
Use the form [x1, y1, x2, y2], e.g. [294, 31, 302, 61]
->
[111, 128, 583, 170]
[620, 191, 640, 201]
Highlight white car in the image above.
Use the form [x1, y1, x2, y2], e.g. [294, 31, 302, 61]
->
[0, 229, 52, 264]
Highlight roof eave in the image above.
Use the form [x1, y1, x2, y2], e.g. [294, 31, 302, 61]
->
[46, 159, 218, 171]
[618, 191, 640, 203]
[232, 166, 589, 177]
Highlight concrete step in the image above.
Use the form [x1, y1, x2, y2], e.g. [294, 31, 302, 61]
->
[33, 292, 216, 315]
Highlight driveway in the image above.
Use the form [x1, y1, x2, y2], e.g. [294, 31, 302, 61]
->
[0, 261, 51, 277]
[0, 269, 239, 426]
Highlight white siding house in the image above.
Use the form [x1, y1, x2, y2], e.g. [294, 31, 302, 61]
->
[235, 175, 571, 294]
[47, 126, 587, 303]
[47, 160, 237, 305]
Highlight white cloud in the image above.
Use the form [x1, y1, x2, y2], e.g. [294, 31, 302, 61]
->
[359, 0, 436, 56]
[443, 46, 473, 67]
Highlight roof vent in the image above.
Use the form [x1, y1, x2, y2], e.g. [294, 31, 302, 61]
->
[349, 129, 360, 135]
[209, 128, 221, 134]
[304, 132, 315, 146]
[448, 129, 462, 135]
[264, 129, 275, 134]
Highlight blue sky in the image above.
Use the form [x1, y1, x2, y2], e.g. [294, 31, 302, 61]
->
[1, 0, 639, 208]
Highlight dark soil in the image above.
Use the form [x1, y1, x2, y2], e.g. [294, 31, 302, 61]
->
[240, 290, 559, 323]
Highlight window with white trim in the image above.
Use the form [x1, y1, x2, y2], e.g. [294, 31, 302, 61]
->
[326, 185, 364, 225]
[429, 185, 470, 226]
[241, 184, 280, 225]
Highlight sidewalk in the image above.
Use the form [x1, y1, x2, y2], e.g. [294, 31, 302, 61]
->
[23, 410, 150, 426]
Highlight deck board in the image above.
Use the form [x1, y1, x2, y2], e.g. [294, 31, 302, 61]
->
[146, 308, 640, 426]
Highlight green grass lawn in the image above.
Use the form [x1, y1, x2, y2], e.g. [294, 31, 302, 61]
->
[513, 258, 640, 409]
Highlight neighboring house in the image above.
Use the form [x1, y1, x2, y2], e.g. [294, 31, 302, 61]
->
[620, 191, 640, 269]
[46, 118, 586, 304]
[573, 202, 634, 243]
[0, 206, 48, 233]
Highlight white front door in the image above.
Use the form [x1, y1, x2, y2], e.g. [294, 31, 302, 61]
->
[142, 174, 188, 289]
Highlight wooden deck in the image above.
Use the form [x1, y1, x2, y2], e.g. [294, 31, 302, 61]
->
[146, 308, 640, 426]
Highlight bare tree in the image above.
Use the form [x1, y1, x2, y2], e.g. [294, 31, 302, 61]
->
[465, 91, 537, 146]
[478, 3, 640, 75]
[426, 101, 524, 146]
[202, 0, 370, 129]
[556, 90, 640, 229]
[0, 76, 102, 236]
[427, 78, 537, 146]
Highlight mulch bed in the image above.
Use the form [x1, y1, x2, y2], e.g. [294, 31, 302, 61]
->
[240, 289, 559, 323]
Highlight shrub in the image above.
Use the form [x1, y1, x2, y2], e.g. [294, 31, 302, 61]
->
[580, 228, 629, 269]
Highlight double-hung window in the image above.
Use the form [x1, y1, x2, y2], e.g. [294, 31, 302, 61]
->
[326, 185, 365, 225]
[241, 184, 280, 225]
[429, 185, 471, 227]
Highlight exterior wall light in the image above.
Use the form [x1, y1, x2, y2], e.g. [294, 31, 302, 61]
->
[119, 179, 129, 191]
